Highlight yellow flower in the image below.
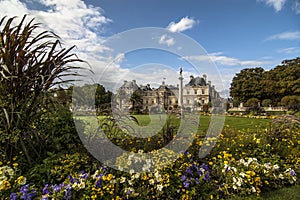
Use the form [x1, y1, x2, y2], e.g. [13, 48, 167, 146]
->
[16, 176, 27, 185]
[224, 161, 228, 165]
[209, 162, 213, 166]
[0, 180, 11, 191]
[13, 163, 18, 168]
[264, 180, 269, 185]
[107, 174, 114, 181]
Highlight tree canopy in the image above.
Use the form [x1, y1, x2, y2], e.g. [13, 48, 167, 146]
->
[230, 57, 300, 109]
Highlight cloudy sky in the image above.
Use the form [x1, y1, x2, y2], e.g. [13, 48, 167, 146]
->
[1, 0, 299, 96]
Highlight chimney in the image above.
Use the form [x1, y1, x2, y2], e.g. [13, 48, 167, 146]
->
[203, 74, 207, 81]
[190, 75, 194, 81]
[132, 80, 136, 84]
[208, 81, 211, 86]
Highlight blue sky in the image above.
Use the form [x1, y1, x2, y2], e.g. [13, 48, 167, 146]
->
[1, 0, 299, 96]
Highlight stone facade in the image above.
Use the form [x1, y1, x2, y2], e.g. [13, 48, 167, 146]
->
[115, 74, 220, 112]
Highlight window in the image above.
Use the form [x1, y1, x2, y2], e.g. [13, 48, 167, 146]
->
[169, 100, 172, 104]
[202, 89, 205, 94]
[187, 91, 190, 95]
[194, 90, 197, 94]
[146, 100, 148, 104]
[187, 100, 190, 104]
[152, 99, 154, 104]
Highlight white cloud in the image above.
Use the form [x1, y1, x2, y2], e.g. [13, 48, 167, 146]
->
[183, 52, 272, 67]
[159, 34, 175, 46]
[293, 0, 300, 14]
[0, 0, 134, 89]
[258, 0, 287, 12]
[167, 16, 197, 33]
[278, 47, 300, 54]
[266, 31, 300, 40]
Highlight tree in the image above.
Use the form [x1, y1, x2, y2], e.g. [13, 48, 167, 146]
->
[95, 84, 113, 115]
[261, 99, 272, 107]
[230, 67, 265, 103]
[281, 96, 300, 111]
[130, 90, 143, 114]
[0, 15, 84, 164]
[230, 58, 300, 106]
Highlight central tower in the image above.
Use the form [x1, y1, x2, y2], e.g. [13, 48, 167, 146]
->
[178, 67, 183, 108]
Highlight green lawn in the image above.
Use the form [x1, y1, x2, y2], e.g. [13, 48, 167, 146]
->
[76, 114, 271, 135]
[228, 185, 300, 200]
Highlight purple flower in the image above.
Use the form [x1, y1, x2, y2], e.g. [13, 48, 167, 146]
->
[186, 167, 192, 175]
[80, 172, 89, 179]
[52, 183, 63, 192]
[290, 170, 296, 176]
[183, 181, 190, 188]
[64, 184, 72, 200]
[20, 184, 29, 194]
[68, 175, 75, 184]
[197, 170, 203, 176]
[10, 193, 18, 200]
[195, 178, 200, 185]
[203, 173, 210, 182]
[225, 166, 230, 172]
[201, 164, 210, 171]
[42, 184, 50, 194]
[41, 196, 49, 200]
[96, 178, 103, 187]
[181, 175, 187, 181]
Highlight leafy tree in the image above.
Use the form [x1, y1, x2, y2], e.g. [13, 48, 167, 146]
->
[230, 67, 265, 103]
[230, 58, 300, 106]
[0, 15, 84, 165]
[130, 90, 143, 114]
[245, 98, 260, 107]
[261, 99, 272, 107]
[95, 84, 113, 115]
[281, 96, 300, 111]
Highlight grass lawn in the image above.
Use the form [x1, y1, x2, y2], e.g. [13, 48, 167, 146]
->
[76, 114, 271, 134]
[229, 185, 300, 200]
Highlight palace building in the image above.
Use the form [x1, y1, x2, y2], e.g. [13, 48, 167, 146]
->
[115, 72, 221, 113]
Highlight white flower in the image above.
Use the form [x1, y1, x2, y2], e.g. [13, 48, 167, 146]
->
[120, 176, 126, 183]
[233, 185, 237, 190]
[128, 179, 133, 186]
[239, 172, 246, 177]
[138, 149, 144, 154]
[264, 163, 272, 170]
[154, 171, 162, 182]
[273, 164, 280, 170]
[232, 167, 237, 173]
[149, 179, 155, 185]
[134, 173, 140, 179]
[251, 186, 256, 193]
[78, 180, 85, 189]
[279, 174, 284, 179]
[157, 184, 164, 191]
[0, 175, 7, 181]
[129, 169, 135, 174]
[233, 177, 237, 183]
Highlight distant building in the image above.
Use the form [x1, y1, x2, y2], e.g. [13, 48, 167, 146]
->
[115, 73, 221, 113]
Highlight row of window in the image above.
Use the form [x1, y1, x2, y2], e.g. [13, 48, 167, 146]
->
[144, 99, 178, 105]
[185, 89, 206, 95]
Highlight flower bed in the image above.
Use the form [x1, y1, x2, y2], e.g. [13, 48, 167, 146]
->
[1, 116, 300, 199]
